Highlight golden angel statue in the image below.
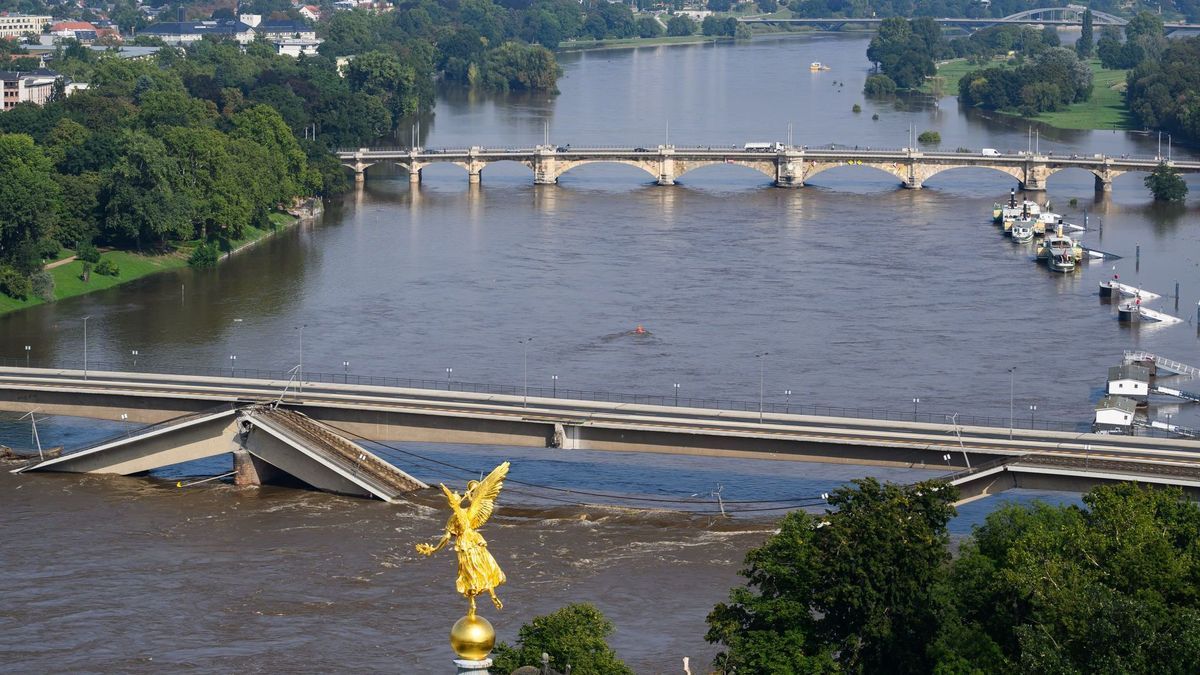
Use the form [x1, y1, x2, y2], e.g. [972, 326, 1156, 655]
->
[416, 461, 510, 616]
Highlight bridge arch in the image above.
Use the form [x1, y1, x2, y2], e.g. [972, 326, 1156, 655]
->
[919, 163, 1026, 186]
[1002, 7, 1126, 25]
[801, 160, 912, 186]
[551, 159, 661, 183]
[673, 159, 777, 182]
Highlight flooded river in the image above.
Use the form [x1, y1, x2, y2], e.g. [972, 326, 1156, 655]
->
[1, 32, 1197, 671]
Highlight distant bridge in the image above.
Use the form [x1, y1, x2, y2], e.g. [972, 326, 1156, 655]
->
[337, 145, 1200, 192]
[740, 6, 1200, 31]
[7, 366, 1200, 504]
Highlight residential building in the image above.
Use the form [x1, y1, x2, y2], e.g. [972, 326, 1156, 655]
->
[256, 20, 316, 41]
[137, 20, 256, 46]
[298, 5, 322, 21]
[275, 39, 321, 57]
[0, 14, 52, 39]
[0, 69, 82, 111]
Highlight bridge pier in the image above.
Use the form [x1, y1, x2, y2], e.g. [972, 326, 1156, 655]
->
[1095, 174, 1112, 192]
[533, 149, 558, 185]
[775, 153, 803, 187]
[657, 149, 675, 186]
[1021, 162, 1049, 192]
[409, 168, 421, 184]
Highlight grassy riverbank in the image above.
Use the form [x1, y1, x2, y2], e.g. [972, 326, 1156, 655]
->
[924, 58, 1133, 131]
[0, 213, 298, 316]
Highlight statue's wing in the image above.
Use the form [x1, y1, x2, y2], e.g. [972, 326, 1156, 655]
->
[467, 461, 510, 529]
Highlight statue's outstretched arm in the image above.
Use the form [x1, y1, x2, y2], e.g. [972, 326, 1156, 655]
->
[416, 531, 451, 556]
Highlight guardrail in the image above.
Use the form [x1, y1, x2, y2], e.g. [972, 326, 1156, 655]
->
[0, 358, 1089, 434]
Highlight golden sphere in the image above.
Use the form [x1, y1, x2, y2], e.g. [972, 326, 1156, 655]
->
[450, 614, 495, 660]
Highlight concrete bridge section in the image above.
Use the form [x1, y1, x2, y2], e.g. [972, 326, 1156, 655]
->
[11, 402, 427, 502]
[947, 453, 1200, 505]
[336, 146, 1200, 193]
[6, 367, 1200, 500]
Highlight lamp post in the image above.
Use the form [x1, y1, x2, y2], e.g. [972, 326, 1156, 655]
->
[446, 367, 453, 387]
[912, 397, 920, 421]
[551, 374, 558, 397]
[785, 389, 792, 414]
[297, 324, 306, 392]
[519, 337, 533, 407]
[1008, 366, 1016, 440]
[1029, 403, 1037, 428]
[82, 316, 91, 380]
[24, 345, 30, 368]
[132, 349, 139, 369]
[755, 352, 769, 424]
[229, 354, 236, 377]
[343, 360, 350, 383]
[673, 382, 680, 406]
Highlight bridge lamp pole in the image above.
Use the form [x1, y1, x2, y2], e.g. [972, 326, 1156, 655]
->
[785, 389, 792, 414]
[1008, 367, 1016, 440]
[296, 324, 306, 393]
[24, 345, 30, 368]
[446, 367, 453, 387]
[520, 338, 533, 408]
[551, 374, 558, 397]
[131, 349, 139, 369]
[1029, 403, 1037, 428]
[229, 354, 236, 377]
[912, 397, 920, 421]
[82, 315, 91, 380]
[343, 360, 350, 383]
[755, 352, 769, 424]
[673, 382, 680, 406]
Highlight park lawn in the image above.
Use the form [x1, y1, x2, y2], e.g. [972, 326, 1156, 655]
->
[0, 249, 188, 315]
[0, 212, 300, 316]
[921, 58, 985, 94]
[926, 57, 1133, 130]
[1034, 60, 1133, 130]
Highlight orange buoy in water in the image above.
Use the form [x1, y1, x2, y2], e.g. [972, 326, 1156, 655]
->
[634, 324, 646, 335]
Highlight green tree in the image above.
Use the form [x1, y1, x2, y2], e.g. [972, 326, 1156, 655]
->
[1145, 162, 1188, 201]
[863, 73, 896, 96]
[1077, 8, 1094, 58]
[0, 133, 60, 274]
[492, 603, 634, 675]
[935, 484, 1200, 672]
[707, 478, 957, 673]
[100, 133, 191, 248]
[345, 50, 425, 122]
[666, 15, 694, 37]
[636, 16, 663, 39]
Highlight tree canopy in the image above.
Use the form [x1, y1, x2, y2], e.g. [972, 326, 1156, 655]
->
[707, 480, 1200, 674]
[492, 603, 634, 675]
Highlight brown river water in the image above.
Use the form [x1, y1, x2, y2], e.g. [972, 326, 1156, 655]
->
[2, 32, 1198, 672]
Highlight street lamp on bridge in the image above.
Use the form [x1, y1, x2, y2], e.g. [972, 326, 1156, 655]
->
[82, 316, 91, 380]
[519, 337, 534, 407]
[755, 352, 769, 423]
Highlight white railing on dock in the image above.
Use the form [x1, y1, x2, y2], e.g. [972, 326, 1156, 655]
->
[1125, 350, 1200, 377]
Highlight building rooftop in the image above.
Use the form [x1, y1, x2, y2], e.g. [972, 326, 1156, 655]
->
[1108, 364, 1150, 383]
[1096, 395, 1138, 414]
[139, 20, 254, 36]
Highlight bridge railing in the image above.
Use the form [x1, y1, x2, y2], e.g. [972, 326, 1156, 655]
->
[0, 358, 1102, 435]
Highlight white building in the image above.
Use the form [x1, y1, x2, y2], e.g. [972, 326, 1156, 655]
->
[275, 39, 321, 57]
[137, 20, 256, 46]
[1093, 396, 1137, 434]
[0, 69, 80, 111]
[1106, 364, 1150, 402]
[0, 14, 51, 39]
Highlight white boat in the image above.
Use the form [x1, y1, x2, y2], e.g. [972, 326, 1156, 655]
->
[809, 62, 830, 71]
[1038, 230, 1078, 272]
[1011, 220, 1035, 242]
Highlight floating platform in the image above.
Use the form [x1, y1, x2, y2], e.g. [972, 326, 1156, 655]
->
[1100, 280, 1160, 300]
[1118, 302, 1183, 325]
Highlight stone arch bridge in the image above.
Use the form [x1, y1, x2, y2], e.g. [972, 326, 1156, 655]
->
[336, 145, 1200, 193]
